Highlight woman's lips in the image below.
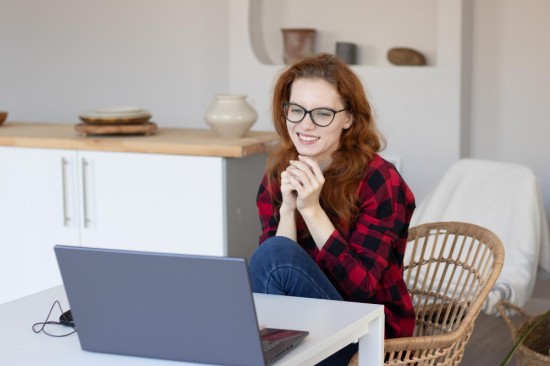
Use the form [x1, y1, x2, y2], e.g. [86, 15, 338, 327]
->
[298, 133, 319, 144]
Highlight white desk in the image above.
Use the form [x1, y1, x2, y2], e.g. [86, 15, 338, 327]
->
[0, 286, 384, 366]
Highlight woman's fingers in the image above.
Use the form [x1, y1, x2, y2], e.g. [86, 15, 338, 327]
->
[298, 155, 324, 181]
[287, 159, 323, 191]
[281, 171, 295, 191]
[280, 171, 298, 210]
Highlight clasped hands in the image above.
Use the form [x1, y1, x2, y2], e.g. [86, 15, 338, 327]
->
[280, 155, 325, 216]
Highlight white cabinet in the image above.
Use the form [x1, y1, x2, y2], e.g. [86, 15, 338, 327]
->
[0, 147, 79, 304]
[77, 150, 227, 255]
[0, 146, 266, 304]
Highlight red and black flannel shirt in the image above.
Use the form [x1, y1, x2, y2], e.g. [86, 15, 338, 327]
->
[257, 154, 416, 338]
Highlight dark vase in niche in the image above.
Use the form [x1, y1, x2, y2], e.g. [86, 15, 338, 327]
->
[335, 42, 358, 64]
[281, 28, 316, 64]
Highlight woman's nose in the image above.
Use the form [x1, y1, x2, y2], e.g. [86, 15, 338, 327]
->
[301, 113, 316, 129]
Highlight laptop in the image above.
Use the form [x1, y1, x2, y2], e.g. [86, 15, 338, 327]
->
[54, 245, 308, 366]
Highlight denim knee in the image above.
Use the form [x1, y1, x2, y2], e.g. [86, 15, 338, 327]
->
[249, 236, 309, 294]
[250, 236, 305, 270]
[249, 236, 343, 300]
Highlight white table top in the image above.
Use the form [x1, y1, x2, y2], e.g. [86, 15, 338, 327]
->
[0, 286, 384, 366]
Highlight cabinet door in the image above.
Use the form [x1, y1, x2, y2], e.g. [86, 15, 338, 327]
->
[78, 151, 225, 255]
[0, 147, 80, 304]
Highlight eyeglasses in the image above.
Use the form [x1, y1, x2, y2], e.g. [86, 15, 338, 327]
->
[283, 103, 347, 127]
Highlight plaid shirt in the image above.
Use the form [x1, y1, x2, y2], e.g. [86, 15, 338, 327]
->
[257, 154, 416, 338]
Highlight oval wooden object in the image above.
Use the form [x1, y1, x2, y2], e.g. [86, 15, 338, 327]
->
[79, 116, 151, 125]
[75, 122, 157, 136]
[387, 47, 427, 66]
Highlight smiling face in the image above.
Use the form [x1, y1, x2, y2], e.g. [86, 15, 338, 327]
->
[287, 78, 353, 169]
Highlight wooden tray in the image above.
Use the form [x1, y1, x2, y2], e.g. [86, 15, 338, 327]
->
[75, 122, 157, 136]
[79, 116, 152, 125]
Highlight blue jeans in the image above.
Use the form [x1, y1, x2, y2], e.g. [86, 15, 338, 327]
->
[249, 236, 358, 366]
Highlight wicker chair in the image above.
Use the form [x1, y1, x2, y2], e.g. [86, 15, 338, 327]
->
[349, 221, 505, 366]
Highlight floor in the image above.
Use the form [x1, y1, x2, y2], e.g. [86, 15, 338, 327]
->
[461, 272, 550, 365]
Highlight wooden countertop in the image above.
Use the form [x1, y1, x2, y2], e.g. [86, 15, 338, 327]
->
[0, 122, 280, 158]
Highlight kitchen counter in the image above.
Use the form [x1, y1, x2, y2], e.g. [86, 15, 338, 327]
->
[0, 122, 278, 303]
[0, 122, 280, 158]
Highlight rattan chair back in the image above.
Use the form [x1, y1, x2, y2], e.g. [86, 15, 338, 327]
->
[383, 221, 505, 365]
[350, 222, 506, 365]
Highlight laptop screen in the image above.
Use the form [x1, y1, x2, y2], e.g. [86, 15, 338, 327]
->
[55, 245, 267, 365]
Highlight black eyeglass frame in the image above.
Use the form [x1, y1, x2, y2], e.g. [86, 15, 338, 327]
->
[282, 102, 347, 127]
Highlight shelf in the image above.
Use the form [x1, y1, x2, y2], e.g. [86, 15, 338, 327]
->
[249, 0, 439, 67]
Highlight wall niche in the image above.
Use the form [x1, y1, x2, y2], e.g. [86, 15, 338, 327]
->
[249, 0, 439, 67]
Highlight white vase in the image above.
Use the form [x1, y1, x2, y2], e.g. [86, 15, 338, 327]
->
[204, 94, 258, 139]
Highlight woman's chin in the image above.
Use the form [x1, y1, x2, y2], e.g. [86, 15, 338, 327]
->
[295, 146, 317, 157]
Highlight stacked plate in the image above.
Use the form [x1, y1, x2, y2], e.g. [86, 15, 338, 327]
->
[75, 107, 157, 136]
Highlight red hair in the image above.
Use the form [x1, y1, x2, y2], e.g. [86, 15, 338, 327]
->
[268, 53, 385, 233]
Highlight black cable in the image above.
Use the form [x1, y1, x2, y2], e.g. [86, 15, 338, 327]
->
[32, 300, 76, 337]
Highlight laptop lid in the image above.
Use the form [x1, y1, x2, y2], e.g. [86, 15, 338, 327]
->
[54, 245, 268, 365]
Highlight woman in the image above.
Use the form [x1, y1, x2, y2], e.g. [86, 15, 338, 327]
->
[249, 53, 415, 365]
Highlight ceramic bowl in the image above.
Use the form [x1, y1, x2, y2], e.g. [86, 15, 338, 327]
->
[0, 111, 7, 126]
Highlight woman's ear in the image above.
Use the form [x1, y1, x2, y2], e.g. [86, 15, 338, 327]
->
[343, 113, 354, 130]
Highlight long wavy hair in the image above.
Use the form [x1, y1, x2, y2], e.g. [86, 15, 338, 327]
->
[268, 53, 385, 233]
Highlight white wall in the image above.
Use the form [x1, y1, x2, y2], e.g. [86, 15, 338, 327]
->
[1, 0, 549, 228]
[258, 0, 438, 67]
[470, 0, 550, 225]
[0, 0, 229, 128]
[232, 0, 550, 228]
[230, 0, 465, 203]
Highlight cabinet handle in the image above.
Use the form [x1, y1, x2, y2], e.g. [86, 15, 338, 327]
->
[61, 158, 70, 226]
[82, 158, 91, 228]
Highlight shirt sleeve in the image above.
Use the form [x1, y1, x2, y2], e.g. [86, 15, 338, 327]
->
[315, 161, 415, 302]
[257, 173, 279, 244]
